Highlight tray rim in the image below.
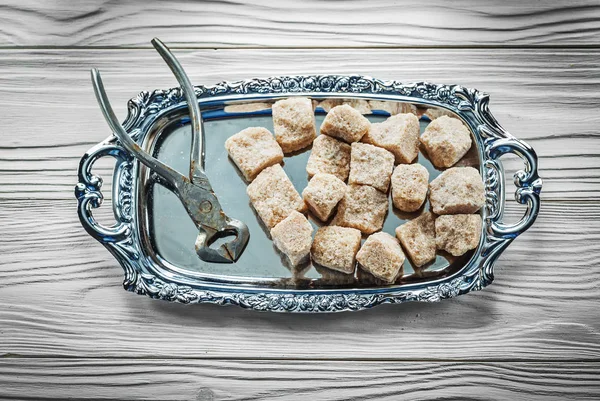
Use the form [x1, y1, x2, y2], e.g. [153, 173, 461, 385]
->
[75, 74, 542, 312]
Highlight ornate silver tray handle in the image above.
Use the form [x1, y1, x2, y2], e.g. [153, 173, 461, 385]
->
[75, 75, 542, 312]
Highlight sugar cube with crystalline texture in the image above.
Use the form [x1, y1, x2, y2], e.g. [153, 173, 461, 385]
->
[395, 212, 437, 267]
[305, 134, 351, 181]
[318, 98, 371, 115]
[362, 113, 420, 164]
[356, 265, 402, 286]
[224, 102, 272, 114]
[270, 211, 314, 266]
[420, 116, 472, 168]
[246, 164, 307, 229]
[333, 184, 388, 234]
[429, 167, 485, 215]
[302, 173, 347, 222]
[341, 99, 371, 115]
[320, 104, 371, 143]
[391, 163, 429, 212]
[348, 143, 395, 192]
[311, 226, 361, 274]
[424, 107, 456, 121]
[435, 214, 482, 256]
[272, 97, 317, 153]
[224, 127, 284, 182]
[368, 101, 417, 116]
[356, 232, 406, 283]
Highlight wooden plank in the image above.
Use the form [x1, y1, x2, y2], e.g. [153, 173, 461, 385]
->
[0, 359, 599, 401]
[1, 0, 600, 48]
[1, 199, 598, 360]
[0, 49, 598, 200]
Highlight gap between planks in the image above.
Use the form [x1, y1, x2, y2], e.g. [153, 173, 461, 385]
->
[3, 355, 600, 363]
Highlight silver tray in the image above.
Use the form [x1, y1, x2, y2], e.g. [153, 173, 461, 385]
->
[75, 75, 542, 312]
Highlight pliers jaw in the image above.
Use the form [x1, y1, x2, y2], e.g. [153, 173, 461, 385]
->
[195, 218, 250, 263]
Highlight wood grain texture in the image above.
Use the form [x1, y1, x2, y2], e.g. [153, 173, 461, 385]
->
[1, 199, 598, 360]
[1, 359, 600, 401]
[1, 0, 600, 48]
[0, 49, 598, 200]
[1, 1, 600, 395]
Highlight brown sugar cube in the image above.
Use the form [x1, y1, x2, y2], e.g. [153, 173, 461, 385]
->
[357, 266, 402, 286]
[318, 98, 371, 114]
[362, 113, 420, 164]
[302, 173, 347, 221]
[356, 232, 406, 283]
[424, 107, 456, 121]
[341, 99, 371, 115]
[395, 212, 437, 267]
[320, 104, 371, 143]
[435, 214, 482, 256]
[420, 115, 472, 168]
[224, 127, 284, 181]
[391, 164, 429, 212]
[368, 101, 418, 116]
[306, 134, 351, 181]
[348, 143, 395, 192]
[311, 226, 362, 274]
[429, 167, 485, 215]
[270, 211, 314, 266]
[368, 100, 398, 115]
[224, 102, 272, 114]
[317, 98, 343, 112]
[246, 164, 307, 229]
[333, 184, 388, 234]
[272, 97, 316, 153]
[399, 103, 418, 115]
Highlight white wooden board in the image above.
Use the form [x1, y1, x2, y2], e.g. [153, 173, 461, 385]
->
[0, 0, 599, 47]
[1, 1, 599, 399]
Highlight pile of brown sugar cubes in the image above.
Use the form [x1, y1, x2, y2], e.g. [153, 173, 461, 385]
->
[224, 97, 486, 284]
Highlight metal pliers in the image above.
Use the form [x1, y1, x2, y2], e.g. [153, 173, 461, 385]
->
[90, 38, 249, 263]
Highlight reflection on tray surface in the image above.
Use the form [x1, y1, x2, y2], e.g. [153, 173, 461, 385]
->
[147, 98, 479, 290]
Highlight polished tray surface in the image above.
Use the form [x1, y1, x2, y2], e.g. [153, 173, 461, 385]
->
[75, 75, 542, 312]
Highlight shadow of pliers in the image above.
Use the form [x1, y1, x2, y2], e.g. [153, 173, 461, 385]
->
[90, 38, 249, 263]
